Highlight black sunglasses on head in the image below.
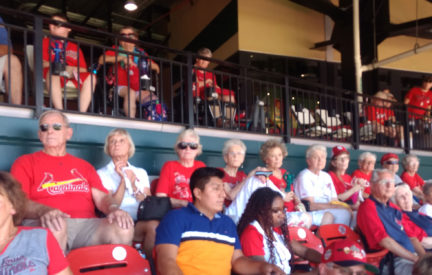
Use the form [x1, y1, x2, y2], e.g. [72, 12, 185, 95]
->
[177, 142, 198, 150]
[39, 123, 63, 132]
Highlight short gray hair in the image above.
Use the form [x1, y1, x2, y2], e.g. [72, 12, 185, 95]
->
[358, 152, 376, 162]
[104, 128, 135, 159]
[402, 154, 419, 169]
[174, 128, 202, 155]
[370, 168, 392, 184]
[222, 139, 246, 157]
[38, 110, 70, 127]
[305, 144, 327, 159]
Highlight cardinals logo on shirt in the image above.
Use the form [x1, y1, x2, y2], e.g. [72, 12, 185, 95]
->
[37, 169, 90, 195]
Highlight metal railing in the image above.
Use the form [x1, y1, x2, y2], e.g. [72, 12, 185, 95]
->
[1, 6, 432, 152]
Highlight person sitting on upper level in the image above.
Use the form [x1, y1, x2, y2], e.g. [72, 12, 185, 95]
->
[100, 26, 160, 118]
[193, 47, 235, 103]
[404, 75, 432, 120]
[42, 13, 96, 112]
[0, 15, 22, 105]
[365, 91, 397, 145]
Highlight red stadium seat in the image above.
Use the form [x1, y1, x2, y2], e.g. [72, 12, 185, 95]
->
[288, 226, 323, 271]
[317, 224, 362, 247]
[67, 244, 151, 274]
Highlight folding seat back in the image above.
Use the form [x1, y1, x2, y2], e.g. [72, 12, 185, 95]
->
[67, 244, 151, 274]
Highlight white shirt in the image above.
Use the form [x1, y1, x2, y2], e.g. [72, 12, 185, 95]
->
[225, 176, 284, 224]
[97, 161, 150, 220]
[294, 168, 337, 203]
[419, 203, 432, 218]
[250, 221, 291, 274]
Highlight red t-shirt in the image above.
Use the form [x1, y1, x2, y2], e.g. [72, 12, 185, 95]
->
[240, 225, 266, 257]
[269, 169, 295, 212]
[155, 160, 206, 203]
[351, 169, 371, 194]
[402, 213, 427, 241]
[192, 68, 234, 99]
[11, 151, 107, 218]
[365, 105, 388, 125]
[328, 171, 359, 203]
[105, 46, 151, 91]
[219, 168, 247, 207]
[42, 37, 90, 88]
[405, 87, 432, 118]
[357, 198, 400, 251]
[401, 171, 425, 190]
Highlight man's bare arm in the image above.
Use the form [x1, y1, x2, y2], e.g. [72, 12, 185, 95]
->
[379, 237, 418, 262]
[155, 244, 183, 275]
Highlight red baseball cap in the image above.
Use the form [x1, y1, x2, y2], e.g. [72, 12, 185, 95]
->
[380, 153, 399, 165]
[322, 240, 379, 274]
[332, 145, 349, 158]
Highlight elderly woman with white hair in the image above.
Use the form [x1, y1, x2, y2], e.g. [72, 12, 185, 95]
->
[351, 151, 376, 196]
[97, 128, 152, 253]
[155, 128, 206, 208]
[392, 183, 432, 251]
[401, 154, 425, 202]
[294, 144, 352, 226]
[219, 139, 249, 206]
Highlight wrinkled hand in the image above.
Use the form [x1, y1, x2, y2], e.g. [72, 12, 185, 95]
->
[134, 191, 146, 201]
[124, 169, 137, 186]
[41, 209, 70, 231]
[259, 262, 286, 275]
[284, 191, 295, 202]
[107, 209, 134, 230]
[114, 160, 128, 177]
[251, 167, 270, 184]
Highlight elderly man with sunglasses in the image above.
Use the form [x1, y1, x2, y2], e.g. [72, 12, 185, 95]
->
[357, 169, 421, 275]
[99, 26, 160, 118]
[11, 110, 134, 252]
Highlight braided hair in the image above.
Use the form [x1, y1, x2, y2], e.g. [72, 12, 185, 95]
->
[237, 187, 292, 266]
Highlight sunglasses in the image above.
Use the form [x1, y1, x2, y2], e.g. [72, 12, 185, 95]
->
[120, 33, 137, 38]
[39, 123, 63, 132]
[385, 160, 399, 165]
[177, 142, 199, 150]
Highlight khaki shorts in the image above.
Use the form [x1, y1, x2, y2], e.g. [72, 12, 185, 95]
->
[23, 218, 104, 251]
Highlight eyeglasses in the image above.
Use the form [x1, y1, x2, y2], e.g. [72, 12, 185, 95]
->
[377, 179, 395, 185]
[177, 142, 199, 150]
[228, 151, 245, 157]
[39, 123, 63, 132]
[385, 160, 399, 165]
[120, 33, 137, 38]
